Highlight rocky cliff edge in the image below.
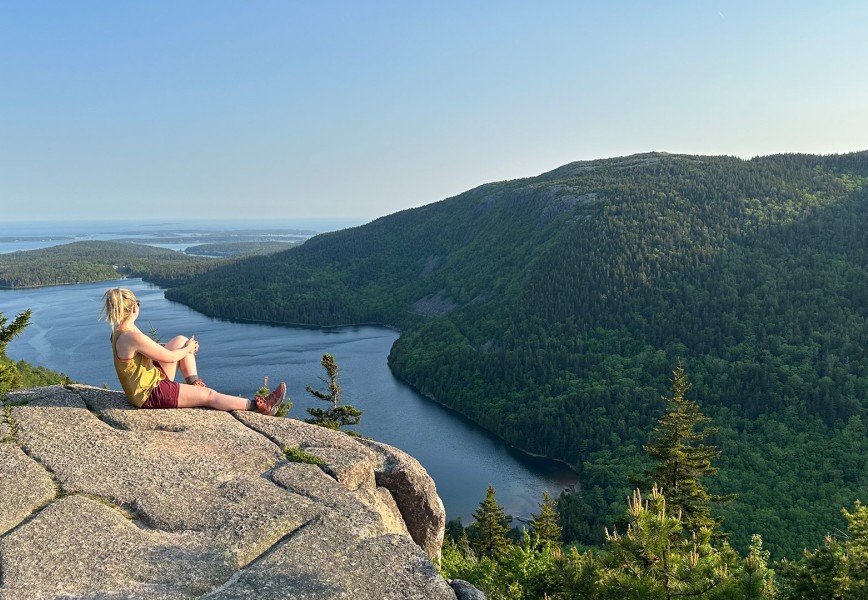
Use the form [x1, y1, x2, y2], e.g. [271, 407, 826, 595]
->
[0, 385, 477, 599]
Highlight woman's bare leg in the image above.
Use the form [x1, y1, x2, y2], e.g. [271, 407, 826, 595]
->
[176, 383, 249, 411]
[162, 335, 198, 382]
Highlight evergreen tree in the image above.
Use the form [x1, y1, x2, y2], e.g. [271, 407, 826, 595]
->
[844, 501, 868, 599]
[738, 534, 777, 599]
[643, 364, 733, 534]
[598, 485, 737, 600]
[777, 500, 868, 599]
[529, 491, 563, 548]
[469, 484, 512, 560]
[445, 517, 465, 543]
[557, 547, 600, 599]
[304, 353, 363, 434]
[0, 310, 31, 398]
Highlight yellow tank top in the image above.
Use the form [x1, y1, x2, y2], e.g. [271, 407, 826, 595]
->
[111, 329, 164, 407]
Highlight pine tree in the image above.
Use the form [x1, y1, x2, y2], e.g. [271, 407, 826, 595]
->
[529, 491, 562, 547]
[599, 485, 737, 600]
[304, 353, 362, 434]
[0, 310, 31, 398]
[643, 364, 733, 534]
[738, 534, 777, 599]
[469, 484, 512, 560]
[777, 500, 868, 599]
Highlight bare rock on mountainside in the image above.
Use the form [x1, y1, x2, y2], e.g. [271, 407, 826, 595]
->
[0, 384, 479, 600]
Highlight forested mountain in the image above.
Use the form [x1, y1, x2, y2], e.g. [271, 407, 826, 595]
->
[165, 152, 868, 557]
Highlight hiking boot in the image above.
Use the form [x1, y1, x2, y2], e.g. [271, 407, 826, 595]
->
[192, 379, 207, 387]
[255, 382, 286, 416]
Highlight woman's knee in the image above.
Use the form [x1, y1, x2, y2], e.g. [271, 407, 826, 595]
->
[164, 335, 189, 350]
[203, 388, 221, 406]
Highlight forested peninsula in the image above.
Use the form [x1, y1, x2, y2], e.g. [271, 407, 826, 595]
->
[166, 152, 864, 556]
[0, 241, 224, 288]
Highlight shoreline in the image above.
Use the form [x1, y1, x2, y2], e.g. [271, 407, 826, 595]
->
[163, 282, 580, 478]
[167, 288, 580, 478]
[4, 271, 579, 479]
[411, 386, 581, 477]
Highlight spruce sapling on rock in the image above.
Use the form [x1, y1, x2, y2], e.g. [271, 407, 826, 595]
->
[304, 353, 362, 435]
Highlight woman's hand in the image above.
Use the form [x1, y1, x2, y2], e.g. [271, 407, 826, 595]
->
[185, 335, 199, 355]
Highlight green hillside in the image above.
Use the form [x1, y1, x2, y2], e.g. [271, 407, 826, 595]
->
[0, 241, 223, 288]
[183, 241, 297, 257]
[165, 152, 868, 557]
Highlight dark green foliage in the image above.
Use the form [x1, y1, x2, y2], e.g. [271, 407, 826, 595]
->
[599, 486, 739, 599]
[0, 241, 223, 288]
[164, 151, 868, 556]
[13, 359, 70, 388]
[777, 501, 868, 599]
[304, 353, 362, 434]
[1, 309, 70, 404]
[1, 309, 69, 441]
[643, 365, 733, 534]
[469, 484, 512, 560]
[184, 241, 297, 257]
[1, 310, 32, 398]
[529, 492, 563, 547]
[304, 404, 362, 432]
[445, 517, 465, 543]
[0, 310, 30, 349]
[442, 483, 779, 599]
[283, 447, 325, 466]
[442, 487, 567, 599]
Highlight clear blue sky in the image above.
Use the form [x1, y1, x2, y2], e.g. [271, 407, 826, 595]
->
[2, 1, 867, 223]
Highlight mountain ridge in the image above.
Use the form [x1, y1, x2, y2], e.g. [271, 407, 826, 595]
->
[165, 151, 868, 556]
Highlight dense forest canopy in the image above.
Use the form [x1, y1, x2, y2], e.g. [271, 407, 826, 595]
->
[165, 151, 868, 557]
[0, 241, 225, 288]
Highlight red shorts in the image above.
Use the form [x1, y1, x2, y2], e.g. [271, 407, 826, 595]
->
[141, 362, 180, 409]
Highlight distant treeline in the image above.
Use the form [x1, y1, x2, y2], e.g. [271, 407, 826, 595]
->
[184, 241, 297, 258]
[0, 241, 226, 288]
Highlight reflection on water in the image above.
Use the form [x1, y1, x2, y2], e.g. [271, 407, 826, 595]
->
[1, 279, 578, 521]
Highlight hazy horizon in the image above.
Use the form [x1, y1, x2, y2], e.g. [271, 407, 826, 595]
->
[3, 2, 867, 222]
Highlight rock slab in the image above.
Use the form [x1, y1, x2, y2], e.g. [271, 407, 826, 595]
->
[0, 385, 461, 600]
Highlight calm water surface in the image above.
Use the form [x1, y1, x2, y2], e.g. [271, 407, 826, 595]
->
[1, 279, 578, 522]
[0, 219, 363, 254]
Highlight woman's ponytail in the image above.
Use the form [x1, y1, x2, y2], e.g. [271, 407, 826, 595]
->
[101, 288, 137, 329]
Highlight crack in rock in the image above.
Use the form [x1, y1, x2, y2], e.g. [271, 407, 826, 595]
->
[201, 517, 319, 598]
[2, 386, 461, 599]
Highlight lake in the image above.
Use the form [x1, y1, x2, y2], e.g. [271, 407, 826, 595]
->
[1, 278, 578, 523]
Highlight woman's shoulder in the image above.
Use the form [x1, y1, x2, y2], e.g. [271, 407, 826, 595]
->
[113, 328, 146, 345]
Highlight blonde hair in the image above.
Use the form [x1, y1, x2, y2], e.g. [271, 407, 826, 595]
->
[101, 288, 138, 329]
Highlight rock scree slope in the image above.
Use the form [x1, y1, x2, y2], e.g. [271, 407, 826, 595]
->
[0, 385, 480, 600]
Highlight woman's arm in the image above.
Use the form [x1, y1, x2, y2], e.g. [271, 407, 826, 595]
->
[121, 330, 197, 364]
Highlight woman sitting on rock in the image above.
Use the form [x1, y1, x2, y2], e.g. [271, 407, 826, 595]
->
[101, 287, 285, 414]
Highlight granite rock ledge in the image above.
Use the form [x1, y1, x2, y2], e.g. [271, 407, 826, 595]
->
[0, 384, 481, 600]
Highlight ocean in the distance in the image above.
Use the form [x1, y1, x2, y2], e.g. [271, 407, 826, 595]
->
[0, 219, 365, 254]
